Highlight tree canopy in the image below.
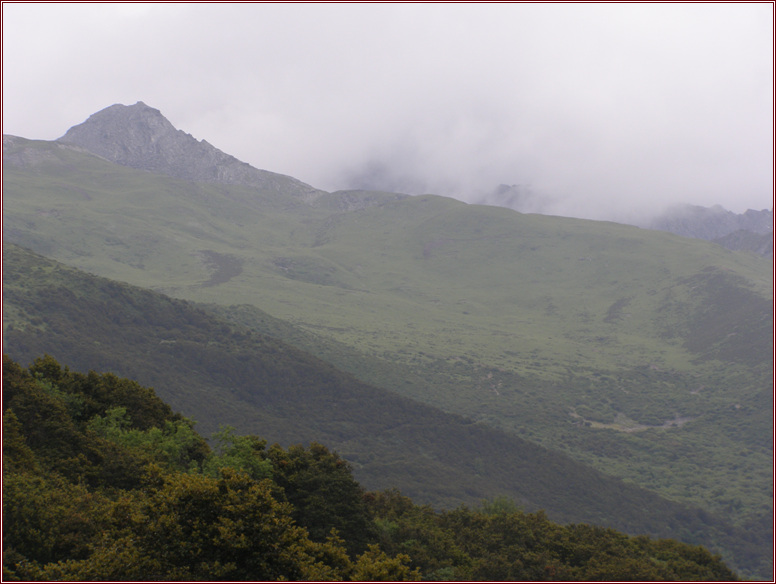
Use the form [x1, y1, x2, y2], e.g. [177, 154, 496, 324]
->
[3, 355, 738, 581]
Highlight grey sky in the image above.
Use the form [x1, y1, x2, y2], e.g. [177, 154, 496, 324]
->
[2, 3, 773, 219]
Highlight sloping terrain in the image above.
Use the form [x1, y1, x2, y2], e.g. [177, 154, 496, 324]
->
[647, 204, 772, 241]
[4, 243, 757, 568]
[3, 134, 771, 509]
[57, 101, 324, 199]
[2, 352, 741, 582]
[474, 185, 773, 256]
[3, 133, 770, 380]
[713, 229, 774, 256]
[3, 106, 772, 578]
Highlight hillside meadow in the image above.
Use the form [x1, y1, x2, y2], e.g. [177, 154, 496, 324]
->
[3, 134, 773, 579]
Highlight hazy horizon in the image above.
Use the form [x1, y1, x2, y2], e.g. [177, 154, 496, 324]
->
[3, 3, 773, 220]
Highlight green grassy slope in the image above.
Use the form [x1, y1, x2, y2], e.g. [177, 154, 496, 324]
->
[4, 138, 769, 379]
[1, 242, 767, 578]
[4, 138, 769, 372]
[3, 136, 772, 576]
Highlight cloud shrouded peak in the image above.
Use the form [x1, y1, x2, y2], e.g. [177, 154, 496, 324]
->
[3, 3, 772, 219]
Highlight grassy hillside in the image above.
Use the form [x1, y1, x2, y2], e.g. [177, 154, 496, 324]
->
[4, 137, 769, 373]
[3, 136, 773, 578]
[2, 242, 769, 579]
[4, 137, 769, 375]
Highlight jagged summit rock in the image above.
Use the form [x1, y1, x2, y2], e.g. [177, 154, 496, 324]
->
[713, 229, 774, 256]
[642, 203, 773, 256]
[57, 101, 323, 200]
[646, 203, 773, 240]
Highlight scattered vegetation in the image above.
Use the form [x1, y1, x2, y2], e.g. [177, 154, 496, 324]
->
[3, 136, 771, 580]
[2, 242, 771, 579]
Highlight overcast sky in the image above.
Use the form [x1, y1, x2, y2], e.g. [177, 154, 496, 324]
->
[3, 3, 773, 220]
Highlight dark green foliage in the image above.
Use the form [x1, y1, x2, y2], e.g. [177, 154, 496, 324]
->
[366, 492, 738, 581]
[2, 355, 738, 581]
[88, 407, 210, 473]
[2, 411, 38, 474]
[3, 354, 203, 491]
[106, 470, 314, 581]
[202, 426, 273, 480]
[2, 355, 418, 581]
[266, 441, 377, 555]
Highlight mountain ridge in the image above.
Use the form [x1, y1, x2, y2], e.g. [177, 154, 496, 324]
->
[15, 99, 775, 253]
[474, 184, 773, 256]
[3, 103, 772, 579]
[648, 204, 773, 238]
[56, 101, 325, 201]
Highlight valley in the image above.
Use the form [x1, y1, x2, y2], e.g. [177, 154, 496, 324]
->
[2, 102, 772, 579]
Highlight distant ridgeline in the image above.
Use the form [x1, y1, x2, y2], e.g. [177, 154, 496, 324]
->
[2, 101, 772, 580]
[474, 185, 773, 256]
[646, 204, 773, 256]
[3, 355, 739, 581]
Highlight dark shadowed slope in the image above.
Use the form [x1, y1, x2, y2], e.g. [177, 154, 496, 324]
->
[3, 242, 768, 578]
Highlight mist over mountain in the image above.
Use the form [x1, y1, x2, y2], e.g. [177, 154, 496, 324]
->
[334, 142, 772, 253]
[712, 229, 774, 257]
[467, 184, 773, 256]
[472, 184, 559, 216]
[48, 101, 776, 254]
[3, 101, 773, 579]
[57, 101, 324, 201]
[645, 204, 772, 238]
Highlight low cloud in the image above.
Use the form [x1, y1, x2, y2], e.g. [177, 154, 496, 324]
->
[3, 3, 772, 220]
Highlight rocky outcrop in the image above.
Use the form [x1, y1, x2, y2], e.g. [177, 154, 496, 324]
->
[644, 204, 773, 256]
[2, 134, 95, 168]
[646, 204, 772, 240]
[713, 229, 773, 257]
[57, 102, 324, 200]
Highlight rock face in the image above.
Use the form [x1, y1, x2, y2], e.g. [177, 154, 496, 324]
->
[647, 204, 772, 240]
[3, 134, 76, 167]
[712, 229, 774, 256]
[471, 185, 773, 256]
[645, 204, 773, 256]
[57, 101, 324, 200]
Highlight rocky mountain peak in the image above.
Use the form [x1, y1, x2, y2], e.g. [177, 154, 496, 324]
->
[58, 102, 183, 166]
[644, 204, 773, 256]
[57, 102, 323, 200]
[647, 203, 773, 238]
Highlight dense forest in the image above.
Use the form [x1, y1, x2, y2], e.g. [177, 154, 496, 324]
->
[3, 355, 739, 581]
